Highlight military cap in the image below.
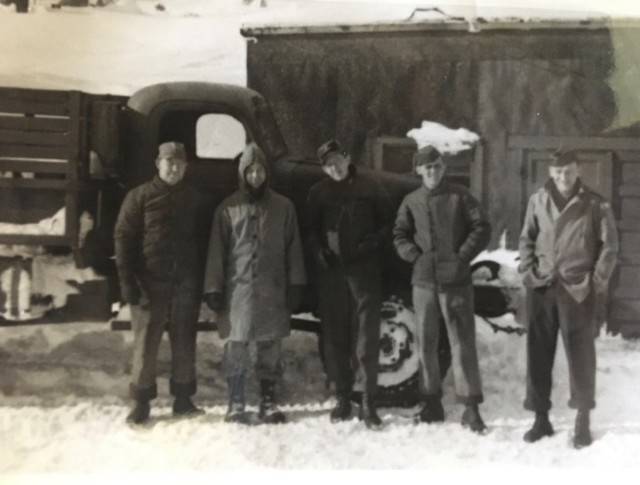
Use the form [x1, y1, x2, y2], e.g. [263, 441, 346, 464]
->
[550, 150, 579, 167]
[157, 141, 187, 160]
[413, 145, 443, 169]
[317, 139, 347, 164]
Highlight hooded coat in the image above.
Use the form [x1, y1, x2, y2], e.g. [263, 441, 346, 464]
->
[203, 144, 307, 341]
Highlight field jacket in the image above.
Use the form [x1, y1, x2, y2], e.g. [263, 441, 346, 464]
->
[393, 181, 491, 289]
[518, 180, 618, 303]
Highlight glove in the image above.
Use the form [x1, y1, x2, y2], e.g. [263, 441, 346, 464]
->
[120, 282, 141, 305]
[286, 285, 304, 313]
[204, 292, 226, 312]
[357, 235, 378, 256]
[317, 247, 336, 269]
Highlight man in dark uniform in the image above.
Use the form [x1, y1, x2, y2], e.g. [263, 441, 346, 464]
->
[307, 139, 395, 429]
[519, 150, 618, 448]
[115, 141, 205, 425]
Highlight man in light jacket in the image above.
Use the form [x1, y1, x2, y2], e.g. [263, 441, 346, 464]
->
[519, 150, 618, 449]
[393, 145, 491, 433]
[203, 143, 306, 424]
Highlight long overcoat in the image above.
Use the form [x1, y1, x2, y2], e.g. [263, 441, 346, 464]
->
[203, 158, 306, 341]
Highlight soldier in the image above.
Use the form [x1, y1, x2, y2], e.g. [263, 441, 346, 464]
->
[393, 145, 491, 433]
[307, 139, 395, 429]
[203, 143, 306, 424]
[115, 141, 205, 425]
[519, 150, 618, 449]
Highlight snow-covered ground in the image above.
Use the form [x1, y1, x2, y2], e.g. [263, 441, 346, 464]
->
[1, 0, 640, 476]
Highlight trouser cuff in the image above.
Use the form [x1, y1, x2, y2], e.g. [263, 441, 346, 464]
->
[170, 379, 197, 397]
[523, 399, 551, 413]
[568, 398, 595, 411]
[130, 383, 157, 401]
[456, 393, 484, 405]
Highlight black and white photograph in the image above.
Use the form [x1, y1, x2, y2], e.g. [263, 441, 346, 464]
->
[1, 0, 640, 477]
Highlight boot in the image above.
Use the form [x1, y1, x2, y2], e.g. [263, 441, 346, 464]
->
[330, 391, 352, 423]
[126, 399, 150, 425]
[415, 398, 445, 424]
[573, 410, 593, 449]
[259, 379, 286, 424]
[358, 393, 382, 429]
[523, 412, 554, 443]
[461, 404, 488, 434]
[172, 396, 204, 417]
[224, 375, 248, 424]
[329, 391, 351, 423]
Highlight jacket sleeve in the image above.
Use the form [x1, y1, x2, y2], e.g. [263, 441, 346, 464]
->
[592, 200, 619, 292]
[284, 201, 307, 286]
[203, 203, 231, 295]
[114, 189, 143, 292]
[393, 196, 422, 264]
[518, 196, 539, 273]
[458, 191, 491, 262]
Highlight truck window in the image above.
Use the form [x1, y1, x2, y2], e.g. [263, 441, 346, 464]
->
[195, 114, 246, 159]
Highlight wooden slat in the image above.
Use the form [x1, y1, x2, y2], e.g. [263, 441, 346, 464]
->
[621, 323, 640, 339]
[0, 115, 69, 133]
[0, 129, 68, 146]
[617, 266, 640, 288]
[617, 151, 640, 163]
[0, 178, 71, 190]
[0, 159, 68, 174]
[621, 233, 640, 254]
[0, 144, 69, 160]
[0, 87, 69, 104]
[617, 252, 640, 265]
[0, 234, 71, 246]
[0, 99, 70, 117]
[613, 287, 639, 300]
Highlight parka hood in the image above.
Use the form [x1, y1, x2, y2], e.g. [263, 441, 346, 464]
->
[238, 143, 270, 198]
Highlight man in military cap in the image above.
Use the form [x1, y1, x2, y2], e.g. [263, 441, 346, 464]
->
[519, 150, 618, 448]
[393, 145, 491, 433]
[115, 141, 206, 424]
[307, 139, 395, 429]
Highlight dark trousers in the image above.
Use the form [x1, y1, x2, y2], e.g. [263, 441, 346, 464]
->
[318, 261, 381, 396]
[129, 278, 200, 401]
[413, 284, 483, 404]
[524, 284, 597, 412]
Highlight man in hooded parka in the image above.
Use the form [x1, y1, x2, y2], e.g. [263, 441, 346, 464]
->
[203, 143, 306, 424]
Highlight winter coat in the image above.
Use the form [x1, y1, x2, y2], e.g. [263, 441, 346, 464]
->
[306, 167, 395, 267]
[393, 181, 491, 289]
[203, 155, 306, 342]
[114, 176, 204, 297]
[518, 180, 618, 303]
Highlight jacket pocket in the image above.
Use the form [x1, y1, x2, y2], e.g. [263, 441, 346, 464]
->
[435, 257, 470, 287]
[411, 252, 433, 284]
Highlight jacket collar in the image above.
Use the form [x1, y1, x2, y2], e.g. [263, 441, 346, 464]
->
[152, 175, 185, 192]
[419, 179, 450, 196]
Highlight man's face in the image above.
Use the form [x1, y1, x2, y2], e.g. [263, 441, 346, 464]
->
[156, 156, 187, 186]
[416, 159, 446, 190]
[245, 163, 267, 189]
[322, 152, 351, 182]
[549, 162, 579, 196]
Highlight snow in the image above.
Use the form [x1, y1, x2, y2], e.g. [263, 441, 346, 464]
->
[0, 0, 640, 476]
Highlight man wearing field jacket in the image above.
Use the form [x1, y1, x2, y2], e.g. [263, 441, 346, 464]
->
[519, 150, 618, 449]
[115, 141, 206, 425]
[307, 139, 395, 429]
[393, 145, 491, 433]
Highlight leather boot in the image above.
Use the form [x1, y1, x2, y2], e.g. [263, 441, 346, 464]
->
[172, 396, 204, 417]
[259, 379, 286, 424]
[126, 399, 150, 425]
[224, 375, 248, 424]
[523, 412, 554, 443]
[573, 410, 593, 449]
[330, 391, 352, 423]
[415, 397, 445, 424]
[461, 404, 488, 434]
[358, 393, 382, 429]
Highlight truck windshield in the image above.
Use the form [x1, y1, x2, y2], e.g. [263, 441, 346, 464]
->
[195, 113, 246, 159]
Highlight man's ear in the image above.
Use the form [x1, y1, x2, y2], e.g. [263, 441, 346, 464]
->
[155, 157, 161, 170]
